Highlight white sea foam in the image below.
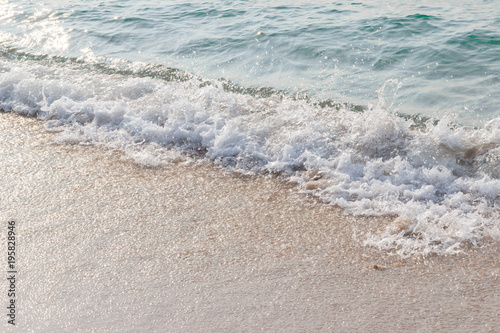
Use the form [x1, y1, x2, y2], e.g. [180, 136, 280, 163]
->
[1, 58, 499, 256]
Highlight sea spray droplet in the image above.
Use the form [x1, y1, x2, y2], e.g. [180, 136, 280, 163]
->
[375, 78, 402, 112]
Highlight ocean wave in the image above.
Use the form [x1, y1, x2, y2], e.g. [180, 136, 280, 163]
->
[1, 57, 499, 257]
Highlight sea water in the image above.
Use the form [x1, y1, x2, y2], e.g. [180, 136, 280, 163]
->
[0, 0, 499, 256]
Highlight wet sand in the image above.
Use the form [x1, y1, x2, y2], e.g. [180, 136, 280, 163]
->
[1, 112, 499, 332]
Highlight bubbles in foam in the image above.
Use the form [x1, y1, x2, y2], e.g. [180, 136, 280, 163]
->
[1, 58, 499, 257]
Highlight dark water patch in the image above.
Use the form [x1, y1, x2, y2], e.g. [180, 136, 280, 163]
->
[362, 14, 441, 40]
[0, 46, 193, 82]
[447, 29, 500, 49]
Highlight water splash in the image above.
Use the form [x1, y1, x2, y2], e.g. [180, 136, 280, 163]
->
[375, 78, 402, 112]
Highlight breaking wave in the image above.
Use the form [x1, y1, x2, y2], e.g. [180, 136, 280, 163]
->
[1, 56, 499, 257]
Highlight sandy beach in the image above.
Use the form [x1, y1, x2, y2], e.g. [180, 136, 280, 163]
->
[1, 112, 499, 332]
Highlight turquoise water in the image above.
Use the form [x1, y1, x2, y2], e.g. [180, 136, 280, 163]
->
[1, 0, 500, 256]
[1, 0, 499, 123]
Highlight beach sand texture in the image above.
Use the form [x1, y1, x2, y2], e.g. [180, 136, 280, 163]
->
[1, 112, 499, 332]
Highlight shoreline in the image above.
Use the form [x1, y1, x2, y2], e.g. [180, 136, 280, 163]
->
[1, 112, 499, 332]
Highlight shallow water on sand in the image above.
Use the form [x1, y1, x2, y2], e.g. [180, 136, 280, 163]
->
[1, 113, 499, 332]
